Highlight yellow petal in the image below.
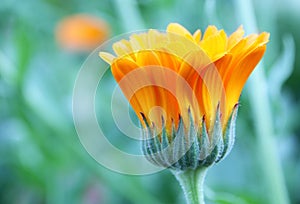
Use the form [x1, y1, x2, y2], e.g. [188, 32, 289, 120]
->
[112, 39, 133, 57]
[167, 23, 194, 40]
[99, 52, 115, 65]
[130, 33, 148, 51]
[200, 30, 227, 61]
[227, 25, 245, 50]
[202, 25, 219, 41]
[193, 29, 202, 42]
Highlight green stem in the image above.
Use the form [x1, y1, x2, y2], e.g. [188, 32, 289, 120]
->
[235, 0, 290, 203]
[113, 0, 145, 31]
[172, 167, 208, 204]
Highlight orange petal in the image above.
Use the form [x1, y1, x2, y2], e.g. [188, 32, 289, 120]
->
[111, 56, 139, 82]
[225, 45, 267, 122]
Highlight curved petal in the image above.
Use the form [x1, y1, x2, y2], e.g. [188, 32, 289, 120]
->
[167, 23, 194, 40]
[227, 25, 245, 50]
[224, 45, 267, 122]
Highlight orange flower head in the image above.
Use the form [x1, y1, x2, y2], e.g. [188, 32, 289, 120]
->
[99, 23, 269, 170]
[56, 14, 110, 52]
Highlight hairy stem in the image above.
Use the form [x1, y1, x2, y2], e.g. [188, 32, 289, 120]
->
[172, 167, 208, 204]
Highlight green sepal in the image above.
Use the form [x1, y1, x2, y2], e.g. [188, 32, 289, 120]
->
[140, 104, 239, 171]
[200, 105, 223, 166]
[187, 108, 199, 170]
[140, 113, 160, 165]
[199, 117, 209, 161]
[172, 116, 185, 169]
[161, 116, 169, 149]
[217, 104, 238, 162]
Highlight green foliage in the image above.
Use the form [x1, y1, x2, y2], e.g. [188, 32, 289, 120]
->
[0, 0, 299, 203]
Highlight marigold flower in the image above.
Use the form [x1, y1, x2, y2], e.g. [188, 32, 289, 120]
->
[56, 14, 110, 52]
[100, 23, 269, 170]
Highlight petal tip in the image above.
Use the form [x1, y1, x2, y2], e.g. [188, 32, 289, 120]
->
[99, 52, 115, 64]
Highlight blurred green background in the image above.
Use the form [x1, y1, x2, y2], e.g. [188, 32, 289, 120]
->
[0, 0, 299, 203]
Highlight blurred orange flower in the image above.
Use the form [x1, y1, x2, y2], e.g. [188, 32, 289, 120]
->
[56, 14, 110, 52]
